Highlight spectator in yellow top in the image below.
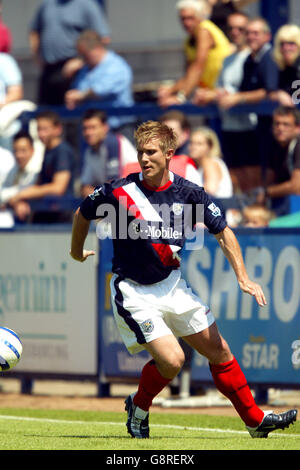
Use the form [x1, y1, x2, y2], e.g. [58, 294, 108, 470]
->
[158, 0, 231, 107]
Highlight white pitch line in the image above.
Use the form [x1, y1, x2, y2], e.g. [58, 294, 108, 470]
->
[0, 414, 299, 438]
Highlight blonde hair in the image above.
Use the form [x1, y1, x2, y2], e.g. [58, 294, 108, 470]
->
[273, 24, 300, 69]
[242, 204, 275, 226]
[134, 121, 178, 154]
[191, 126, 222, 158]
[176, 0, 211, 19]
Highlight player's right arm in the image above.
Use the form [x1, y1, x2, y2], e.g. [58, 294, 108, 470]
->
[70, 207, 95, 262]
[70, 183, 113, 262]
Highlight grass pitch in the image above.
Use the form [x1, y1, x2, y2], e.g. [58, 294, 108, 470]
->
[0, 408, 299, 451]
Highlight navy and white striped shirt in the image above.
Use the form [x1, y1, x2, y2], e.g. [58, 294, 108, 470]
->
[80, 172, 227, 285]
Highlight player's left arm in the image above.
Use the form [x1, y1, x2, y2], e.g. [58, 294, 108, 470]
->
[70, 207, 95, 262]
[214, 226, 267, 307]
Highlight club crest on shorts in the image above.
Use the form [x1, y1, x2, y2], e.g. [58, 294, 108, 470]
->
[172, 202, 184, 216]
[141, 319, 154, 333]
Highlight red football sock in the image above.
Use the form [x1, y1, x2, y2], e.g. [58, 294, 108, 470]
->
[133, 360, 172, 411]
[209, 356, 264, 427]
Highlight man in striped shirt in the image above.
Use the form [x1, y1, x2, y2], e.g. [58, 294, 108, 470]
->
[70, 121, 297, 439]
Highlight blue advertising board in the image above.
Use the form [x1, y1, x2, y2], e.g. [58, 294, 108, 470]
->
[181, 228, 300, 386]
[98, 228, 300, 386]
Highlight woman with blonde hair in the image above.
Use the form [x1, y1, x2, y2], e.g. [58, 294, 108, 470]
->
[271, 24, 300, 106]
[189, 126, 233, 197]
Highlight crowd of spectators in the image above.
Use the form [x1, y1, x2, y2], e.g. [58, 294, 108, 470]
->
[0, 0, 300, 229]
[29, 0, 111, 107]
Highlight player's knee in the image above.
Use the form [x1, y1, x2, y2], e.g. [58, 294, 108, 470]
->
[159, 349, 185, 378]
[174, 350, 185, 372]
[167, 349, 185, 375]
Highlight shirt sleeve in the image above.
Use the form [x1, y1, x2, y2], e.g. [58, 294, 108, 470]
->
[80, 183, 112, 220]
[54, 145, 74, 173]
[216, 63, 225, 88]
[2, 55, 22, 86]
[119, 136, 138, 166]
[185, 164, 202, 186]
[0, 24, 12, 53]
[80, 153, 94, 186]
[260, 54, 279, 92]
[89, 58, 132, 99]
[293, 138, 300, 170]
[193, 188, 227, 234]
[84, 0, 111, 38]
[30, 5, 42, 32]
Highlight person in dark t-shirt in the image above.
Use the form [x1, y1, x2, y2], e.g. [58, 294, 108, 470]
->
[70, 120, 296, 440]
[217, 17, 279, 189]
[256, 106, 300, 215]
[8, 111, 75, 222]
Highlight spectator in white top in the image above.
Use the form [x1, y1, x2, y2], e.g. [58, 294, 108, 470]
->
[80, 109, 138, 199]
[0, 145, 15, 188]
[0, 52, 24, 150]
[0, 145, 15, 226]
[0, 130, 43, 206]
[189, 126, 233, 198]
[0, 131, 43, 225]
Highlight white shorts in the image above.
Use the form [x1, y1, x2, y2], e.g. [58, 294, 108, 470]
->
[110, 269, 215, 355]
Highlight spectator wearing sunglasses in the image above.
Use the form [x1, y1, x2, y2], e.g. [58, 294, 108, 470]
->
[208, 0, 258, 38]
[270, 24, 300, 107]
[208, 17, 278, 191]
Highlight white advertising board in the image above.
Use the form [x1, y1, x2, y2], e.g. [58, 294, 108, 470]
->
[0, 231, 98, 376]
